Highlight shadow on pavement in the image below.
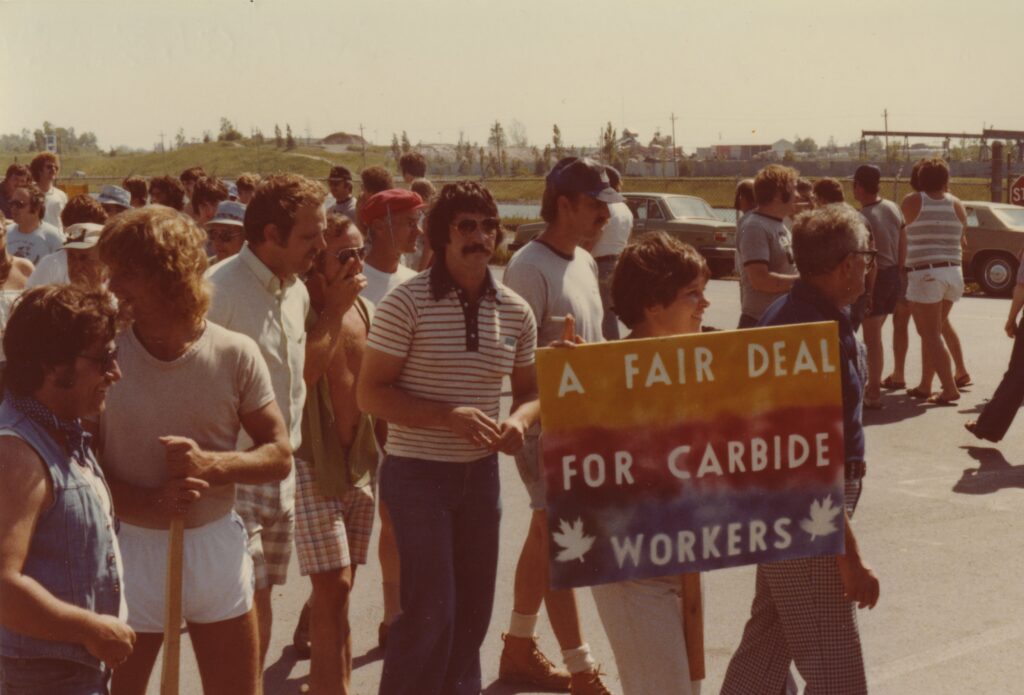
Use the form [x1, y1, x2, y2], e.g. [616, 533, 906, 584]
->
[263, 646, 304, 694]
[353, 645, 384, 669]
[862, 394, 927, 426]
[954, 446, 1024, 494]
[481, 680, 536, 694]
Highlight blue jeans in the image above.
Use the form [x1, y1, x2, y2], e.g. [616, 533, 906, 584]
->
[0, 657, 109, 695]
[378, 454, 501, 695]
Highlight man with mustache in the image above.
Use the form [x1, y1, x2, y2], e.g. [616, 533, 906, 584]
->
[499, 157, 619, 695]
[358, 181, 539, 695]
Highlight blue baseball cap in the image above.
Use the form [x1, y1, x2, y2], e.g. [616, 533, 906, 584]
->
[546, 157, 625, 204]
[97, 185, 131, 209]
[210, 200, 246, 227]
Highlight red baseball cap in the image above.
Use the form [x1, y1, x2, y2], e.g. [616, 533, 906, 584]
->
[360, 189, 425, 227]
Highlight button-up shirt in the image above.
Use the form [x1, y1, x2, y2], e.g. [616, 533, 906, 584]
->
[207, 244, 309, 451]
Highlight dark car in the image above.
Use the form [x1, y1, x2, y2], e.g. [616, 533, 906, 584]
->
[962, 201, 1024, 296]
[510, 193, 737, 277]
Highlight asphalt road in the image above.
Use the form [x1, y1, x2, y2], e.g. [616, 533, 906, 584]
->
[151, 277, 1024, 695]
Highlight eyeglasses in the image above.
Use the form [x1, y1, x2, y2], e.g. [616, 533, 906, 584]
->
[208, 229, 244, 243]
[453, 217, 501, 236]
[78, 347, 118, 374]
[851, 250, 878, 268]
[333, 246, 368, 264]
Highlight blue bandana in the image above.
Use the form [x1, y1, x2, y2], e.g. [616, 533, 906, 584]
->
[9, 394, 94, 467]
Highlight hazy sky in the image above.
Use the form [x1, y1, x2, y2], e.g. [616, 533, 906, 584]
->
[4, 0, 1022, 152]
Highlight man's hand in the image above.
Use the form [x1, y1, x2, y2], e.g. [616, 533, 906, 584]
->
[494, 416, 528, 454]
[1006, 316, 1018, 339]
[152, 476, 209, 519]
[323, 258, 367, 316]
[549, 314, 584, 348]
[160, 435, 209, 480]
[837, 554, 880, 609]
[82, 613, 136, 668]
[446, 407, 500, 449]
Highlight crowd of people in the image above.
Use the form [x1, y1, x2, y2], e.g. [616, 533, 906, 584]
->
[0, 146, 1002, 695]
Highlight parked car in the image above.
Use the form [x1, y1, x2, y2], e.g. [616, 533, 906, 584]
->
[509, 193, 737, 277]
[962, 201, 1024, 296]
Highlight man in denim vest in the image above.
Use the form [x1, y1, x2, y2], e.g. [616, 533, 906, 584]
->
[0, 285, 134, 695]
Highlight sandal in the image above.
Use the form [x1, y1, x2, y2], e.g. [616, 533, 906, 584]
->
[906, 387, 931, 399]
[881, 376, 906, 390]
[926, 394, 959, 406]
[863, 398, 884, 410]
[955, 374, 973, 388]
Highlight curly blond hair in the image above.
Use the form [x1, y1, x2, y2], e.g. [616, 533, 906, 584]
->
[97, 206, 210, 324]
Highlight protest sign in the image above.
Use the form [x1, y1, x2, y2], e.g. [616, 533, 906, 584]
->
[536, 321, 846, 589]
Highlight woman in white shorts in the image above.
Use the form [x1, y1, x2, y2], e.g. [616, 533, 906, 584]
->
[902, 158, 969, 405]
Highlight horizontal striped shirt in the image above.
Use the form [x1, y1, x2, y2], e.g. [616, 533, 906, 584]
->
[906, 192, 963, 267]
[367, 269, 537, 462]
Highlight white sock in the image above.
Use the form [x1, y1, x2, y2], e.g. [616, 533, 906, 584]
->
[508, 611, 539, 638]
[562, 643, 595, 674]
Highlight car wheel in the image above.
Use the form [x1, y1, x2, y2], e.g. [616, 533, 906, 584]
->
[975, 253, 1018, 296]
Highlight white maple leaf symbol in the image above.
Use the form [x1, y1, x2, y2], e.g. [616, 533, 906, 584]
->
[800, 496, 842, 540]
[552, 517, 595, 563]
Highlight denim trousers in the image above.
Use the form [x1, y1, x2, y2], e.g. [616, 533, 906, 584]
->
[0, 657, 109, 695]
[377, 454, 501, 695]
[974, 320, 1024, 441]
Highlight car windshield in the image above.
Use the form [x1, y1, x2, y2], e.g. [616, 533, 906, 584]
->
[665, 196, 715, 220]
[993, 207, 1024, 229]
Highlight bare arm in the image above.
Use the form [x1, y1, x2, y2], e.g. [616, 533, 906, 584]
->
[744, 262, 798, 294]
[162, 399, 293, 486]
[953, 198, 969, 251]
[0, 437, 135, 665]
[835, 510, 880, 609]
[494, 363, 541, 454]
[303, 259, 366, 387]
[901, 192, 922, 226]
[897, 225, 907, 269]
[357, 346, 501, 448]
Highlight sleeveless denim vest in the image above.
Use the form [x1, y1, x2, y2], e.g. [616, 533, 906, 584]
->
[0, 399, 121, 670]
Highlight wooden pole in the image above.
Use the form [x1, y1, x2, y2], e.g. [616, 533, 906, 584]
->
[681, 572, 705, 681]
[160, 519, 185, 695]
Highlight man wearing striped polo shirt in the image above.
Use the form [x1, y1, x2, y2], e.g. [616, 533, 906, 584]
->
[358, 180, 539, 695]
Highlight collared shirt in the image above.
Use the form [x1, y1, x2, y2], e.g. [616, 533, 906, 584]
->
[758, 280, 865, 467]
[207, 244, 309, 450]
[367, 265, 537, 463]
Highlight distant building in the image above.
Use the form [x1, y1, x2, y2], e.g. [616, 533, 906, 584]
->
[771, 139, 795, 157]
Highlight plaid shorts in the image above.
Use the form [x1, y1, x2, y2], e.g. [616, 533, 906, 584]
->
[295, 457, 375, 575]
[235, 472, 295, 590]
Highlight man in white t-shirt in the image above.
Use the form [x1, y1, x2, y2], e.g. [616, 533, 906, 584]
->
[6, 184, 63, 264]
[97, 207, 292, 695]
[29, 194, 110, 289]
[359, 189, 425, 305]
[584, 166, 633, 339]
[499, 157, 619, 694]
[29, 152, 67, 232]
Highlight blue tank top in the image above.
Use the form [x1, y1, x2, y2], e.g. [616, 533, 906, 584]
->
[0, 398, 122, 670]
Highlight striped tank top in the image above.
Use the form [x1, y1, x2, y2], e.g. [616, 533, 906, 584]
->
[905, 192, 963, 267]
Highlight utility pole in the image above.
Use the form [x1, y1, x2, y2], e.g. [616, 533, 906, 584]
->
[882, 108, 889, 163]
[669, 112, 678, 176]
[359, 123, 366, 169]
[158, 131, 165, 153]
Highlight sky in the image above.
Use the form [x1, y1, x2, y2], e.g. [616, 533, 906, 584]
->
[4, 0, 1023, 153]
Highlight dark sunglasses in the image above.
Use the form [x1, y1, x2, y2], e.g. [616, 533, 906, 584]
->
[454, 217, 501, 236]
[78, 346, 118, 374]
[333, 246, 368, 264]
[208, 229, 244, 243]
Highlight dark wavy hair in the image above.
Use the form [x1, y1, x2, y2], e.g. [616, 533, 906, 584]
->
[4, 285, 118, 396]
[61, 194, 108, 227]
[244, 173, 326, 245]
[425, 180, 501, 255]
[611, 232, 709, 329]
[149, 175, 185, 211]
[917, 158, 950, 194]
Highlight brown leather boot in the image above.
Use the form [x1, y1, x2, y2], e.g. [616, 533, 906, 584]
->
[570, 666, 614, 695]
[498, 633, 572, 692]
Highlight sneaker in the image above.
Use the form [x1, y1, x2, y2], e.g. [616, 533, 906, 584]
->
[292, 602, 311, 660]
[570, 666, 614, 695]
[498, 633, 571, 692]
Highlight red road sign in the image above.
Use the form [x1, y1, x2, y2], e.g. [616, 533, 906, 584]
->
[1011, 175, 1024, 206]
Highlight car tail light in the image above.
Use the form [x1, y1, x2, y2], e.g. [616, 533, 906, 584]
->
[715, 230, 727, 242]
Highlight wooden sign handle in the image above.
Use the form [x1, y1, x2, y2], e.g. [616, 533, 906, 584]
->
[681, 571, 705, 681]
[160, 519, 185, 695]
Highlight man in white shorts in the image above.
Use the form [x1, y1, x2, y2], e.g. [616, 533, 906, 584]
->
[97, 207, 292, 695]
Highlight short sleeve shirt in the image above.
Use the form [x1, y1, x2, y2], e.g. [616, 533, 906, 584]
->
[7, 222, 64, 264]
[860, 199, 904, 269]
[367, 269, 537, 463]
[738, 212, 796, 320]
